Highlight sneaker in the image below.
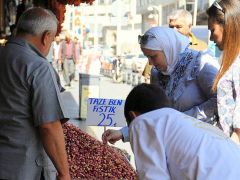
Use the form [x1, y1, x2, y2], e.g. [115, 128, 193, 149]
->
[64, 83, 71, 87]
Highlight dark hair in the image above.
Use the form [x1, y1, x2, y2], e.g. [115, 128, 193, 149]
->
[124, 83, 170, 126]
[206, 1, 225, 25]
[10, 24, 16, 34]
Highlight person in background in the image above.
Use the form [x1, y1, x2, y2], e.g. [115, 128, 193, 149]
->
[16, 0, 26, 23]
[207, 0, 240, 144]
[46, 43, 54, 65]
[125, 83, 240, 180]
[73, 36, 82, 81]
[59, 33, 76, 87]
[0, 7, 70, 180]
[102, 27, 219, 144]
[53, 36, 62, 72]
[168, 9, 207, 51]
[143, 9, 208, 82]
[6, 24, 16, 41]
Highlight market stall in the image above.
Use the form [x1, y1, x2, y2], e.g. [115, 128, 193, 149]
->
[63, 123, 137, 179]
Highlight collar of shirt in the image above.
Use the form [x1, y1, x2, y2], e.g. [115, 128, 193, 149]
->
[7, 37, 45, 59]
[189, 33, 198, 45]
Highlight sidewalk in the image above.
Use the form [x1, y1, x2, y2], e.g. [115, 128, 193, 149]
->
[60, 76, 136, 168]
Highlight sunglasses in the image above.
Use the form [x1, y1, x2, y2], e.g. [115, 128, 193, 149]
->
[212, 0, 224, 13]
[138, 34, 156, 45]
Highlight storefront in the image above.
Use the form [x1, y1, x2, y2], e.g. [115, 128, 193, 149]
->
[0, 0, 94, 42]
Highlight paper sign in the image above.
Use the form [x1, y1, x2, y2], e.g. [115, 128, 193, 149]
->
[86, 98, 126, 127]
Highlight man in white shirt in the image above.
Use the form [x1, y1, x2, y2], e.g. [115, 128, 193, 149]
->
[124, 83, 240, 180]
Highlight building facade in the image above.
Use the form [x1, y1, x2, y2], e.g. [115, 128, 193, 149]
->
[64, 0, 142, 55]
[136, 0, 209, 32]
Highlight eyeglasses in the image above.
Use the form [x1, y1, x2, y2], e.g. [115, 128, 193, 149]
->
[212, 0, 224, 13]
[138, 34, 156, 45]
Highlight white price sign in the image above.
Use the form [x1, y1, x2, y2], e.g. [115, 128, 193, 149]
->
[86, 98, 126, 127]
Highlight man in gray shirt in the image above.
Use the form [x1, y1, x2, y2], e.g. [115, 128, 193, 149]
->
[0, 7, 70, 180]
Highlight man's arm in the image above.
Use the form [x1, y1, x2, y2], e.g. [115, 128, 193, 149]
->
[39, 120, 70, 180]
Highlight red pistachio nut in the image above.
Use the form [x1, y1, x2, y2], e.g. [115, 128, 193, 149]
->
[63, 123, 137, 179]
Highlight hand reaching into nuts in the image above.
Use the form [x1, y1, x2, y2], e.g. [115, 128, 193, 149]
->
[102, 129, 123, 144]
[63, 123, 137, 179]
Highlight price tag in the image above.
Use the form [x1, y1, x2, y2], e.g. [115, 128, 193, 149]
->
[86, 98, 126, 127]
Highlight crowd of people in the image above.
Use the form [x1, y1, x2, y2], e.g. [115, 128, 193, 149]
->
[103, 0, 240, 178]
[1, 0, 240, 179]
[142, 9, 208, 81]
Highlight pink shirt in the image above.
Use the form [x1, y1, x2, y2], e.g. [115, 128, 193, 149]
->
[65, 41, 74, 59]
[59, 40, 75, 60]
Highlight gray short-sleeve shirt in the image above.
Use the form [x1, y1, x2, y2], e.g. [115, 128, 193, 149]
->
[30, 60, 66, 126]
[0, 38, 68, 179]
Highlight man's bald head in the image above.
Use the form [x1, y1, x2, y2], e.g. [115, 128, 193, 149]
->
[16, 7, 58, 57]
[16, 7, 58, 36]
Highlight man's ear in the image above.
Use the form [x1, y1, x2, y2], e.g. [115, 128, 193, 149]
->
[189, 24, 192, 30]
[41, 30, 51, 46]
[129, 111, 141, 120]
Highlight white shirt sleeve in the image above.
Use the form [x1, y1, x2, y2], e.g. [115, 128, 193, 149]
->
[120, 126, 130, 142]
[129, 120, 171, 180]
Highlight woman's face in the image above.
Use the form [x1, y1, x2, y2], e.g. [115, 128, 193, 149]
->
[141, 48, 167, 72]
[208, 17, 224, 50]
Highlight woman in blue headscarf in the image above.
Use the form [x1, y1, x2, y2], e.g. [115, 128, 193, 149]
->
[102, 27, 219, 144]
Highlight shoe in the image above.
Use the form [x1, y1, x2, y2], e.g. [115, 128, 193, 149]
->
[64, 83, 71, 87]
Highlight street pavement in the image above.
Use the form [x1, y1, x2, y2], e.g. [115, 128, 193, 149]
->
[60, 75, 136, 168]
